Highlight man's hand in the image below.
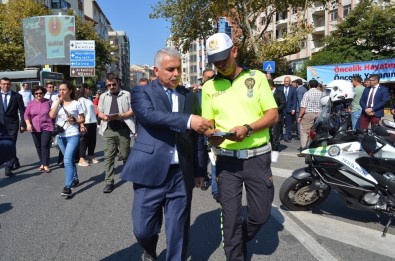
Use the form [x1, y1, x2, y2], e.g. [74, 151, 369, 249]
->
[104, 114, 119, 122]
[19, 127, 25, 133]
[190, 115, 212, 134]
[291, 110, 295, 115]
[365, 108, 373, 114]
[195, 177, 204, 188]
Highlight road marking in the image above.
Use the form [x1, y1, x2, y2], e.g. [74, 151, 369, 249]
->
[271, 204, 338, 261]
[272, 167, 293, 178]
[291, 211, 395, 258]
[278, 152, 299, 157]
[272, 167, 395, 258]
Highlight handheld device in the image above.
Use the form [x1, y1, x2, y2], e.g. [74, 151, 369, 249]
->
[212, 132, 235, 138]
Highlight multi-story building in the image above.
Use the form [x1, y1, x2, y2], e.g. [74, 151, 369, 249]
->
[130, 65, 153, 87]
[258, 0, 361, 73]
[84, 0, 112, 40]
[177, 0, 372, 83]
[109, 31, 130, 88]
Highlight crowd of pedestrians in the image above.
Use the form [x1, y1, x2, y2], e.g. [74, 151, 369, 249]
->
[1, 46, 394, 261]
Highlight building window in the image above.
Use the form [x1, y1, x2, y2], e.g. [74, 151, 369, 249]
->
[330, 9, 338, 21]
[300, 39, 306, 49]
[260, 16, 266, 26]
[343, 5, 351, 17]
[276, 11, 287, 22]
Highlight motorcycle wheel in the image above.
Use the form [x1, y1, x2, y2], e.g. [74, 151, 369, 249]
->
[279, 176, 331, 211]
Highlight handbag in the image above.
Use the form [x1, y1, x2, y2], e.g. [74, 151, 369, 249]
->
[52, 122, 66, 136]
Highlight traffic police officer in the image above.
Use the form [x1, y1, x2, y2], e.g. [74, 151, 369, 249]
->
[202, 33, 278, 260]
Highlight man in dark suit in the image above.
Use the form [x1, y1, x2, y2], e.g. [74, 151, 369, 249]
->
[0, 121, 16, 165]
[120, 47, 211, 261]
[359, 74, 389, 129]
[278, 76, 296, 142]
[0, 77, 26, 176]
[268, 79, 286, 152]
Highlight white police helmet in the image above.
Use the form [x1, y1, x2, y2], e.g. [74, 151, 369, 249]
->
[326, 80, 354, 103]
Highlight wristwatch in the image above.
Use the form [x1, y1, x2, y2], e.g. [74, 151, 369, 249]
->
[243, 124, 253, 136]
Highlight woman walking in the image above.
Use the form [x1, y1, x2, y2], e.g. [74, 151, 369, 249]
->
[49, 82, 85, 197]
[77, 84, 98, 166]
[24, 86, 54, 173]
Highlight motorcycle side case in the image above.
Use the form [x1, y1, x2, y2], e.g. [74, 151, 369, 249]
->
[292, 168, 313, 180]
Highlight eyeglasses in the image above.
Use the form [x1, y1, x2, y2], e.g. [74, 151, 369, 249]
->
[107, 83, 117, 87]
[34, 92, 43, 95]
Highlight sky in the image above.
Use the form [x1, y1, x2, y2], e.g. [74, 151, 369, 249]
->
[96, 0, 170, 66]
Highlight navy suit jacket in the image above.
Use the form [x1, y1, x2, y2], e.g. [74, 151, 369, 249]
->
[121, 79, 205, 191]
[0, 121, 15, 165]
[0, 90, 26, 136]
[359, 85, 389, 118]
[278, 85, 297, 113]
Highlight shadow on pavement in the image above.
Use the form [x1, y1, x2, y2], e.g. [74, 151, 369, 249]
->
[100, 243, 142, 261]
[0, 202, 13, 214]
[188, 208, 222, 260]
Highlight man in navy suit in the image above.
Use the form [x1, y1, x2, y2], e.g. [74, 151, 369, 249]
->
[278, 76, 296, 142]
[359, 74, 389, 129]
[121, 47, 211, 261]
[0, 77, 26, 176]
[0, 121, 16, 165]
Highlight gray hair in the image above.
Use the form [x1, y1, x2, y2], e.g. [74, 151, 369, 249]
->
[154, 47, 181, 68]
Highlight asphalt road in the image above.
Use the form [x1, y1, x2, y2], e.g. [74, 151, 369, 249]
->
[1, 131, 395, 260]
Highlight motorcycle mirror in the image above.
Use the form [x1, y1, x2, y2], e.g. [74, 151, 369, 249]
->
[373, 125, 390, 136]
[361, 135, 377, 156]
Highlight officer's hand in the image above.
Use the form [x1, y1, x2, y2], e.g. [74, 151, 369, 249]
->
[227, 126, 248, 142]
[207, 129, 225, 146]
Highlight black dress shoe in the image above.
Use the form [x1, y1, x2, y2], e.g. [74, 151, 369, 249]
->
[5, 169, 14, 177]
[284, 139, 291, 143]
[103, 183, 114, 193]
[143, 250, 157, 261]
[12, 161, 21, 170]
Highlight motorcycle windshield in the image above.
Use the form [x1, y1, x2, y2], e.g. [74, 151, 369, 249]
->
[313, 91, 333, 139]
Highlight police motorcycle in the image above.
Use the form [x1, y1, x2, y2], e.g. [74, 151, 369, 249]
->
[279, 80, 395, 236]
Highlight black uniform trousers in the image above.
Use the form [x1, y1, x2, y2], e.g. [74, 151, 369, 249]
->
[216, 151, 274, 261]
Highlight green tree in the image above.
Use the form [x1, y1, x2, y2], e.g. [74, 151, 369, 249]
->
[297, 0, 395, 79]
[150, 0, 324, 67]
[324, 0, 395, 61]
[0, 0, 51, 70]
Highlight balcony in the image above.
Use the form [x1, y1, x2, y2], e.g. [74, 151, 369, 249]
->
[311, 2, 325, 15]
[276, 18, 288, 26]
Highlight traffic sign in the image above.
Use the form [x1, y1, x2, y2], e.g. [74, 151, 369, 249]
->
[263, 61, 276, 73]
[70, 61, 95, 67]
[69, 40, 95, 50]
[70, 50, 95, 60]
[70, 67, 95, 77]
[70, 40, 95, 77]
